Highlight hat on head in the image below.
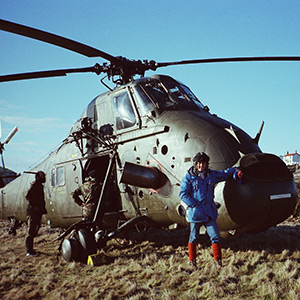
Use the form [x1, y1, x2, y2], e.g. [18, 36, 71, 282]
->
[193, 152, 209, 164]
[193, 152, 210, 163]
[35, 171, 46, 183]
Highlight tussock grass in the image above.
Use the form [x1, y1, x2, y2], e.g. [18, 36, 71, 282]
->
[0, 182, 299, 299]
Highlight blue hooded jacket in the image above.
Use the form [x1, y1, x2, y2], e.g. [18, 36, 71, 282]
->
[179, 166, 235, 223]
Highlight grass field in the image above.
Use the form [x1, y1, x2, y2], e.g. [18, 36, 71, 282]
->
[0, 181, 299, 300]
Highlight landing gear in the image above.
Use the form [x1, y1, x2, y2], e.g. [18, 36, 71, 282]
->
[61, 228, 98, 263]
[57, 221, 100, 263]
[57, 215, 150, 264]
[61, 237, 81, 262]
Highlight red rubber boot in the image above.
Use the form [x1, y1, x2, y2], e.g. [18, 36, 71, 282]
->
[212, 243, 222, 268]
[188, 242, 197, 269]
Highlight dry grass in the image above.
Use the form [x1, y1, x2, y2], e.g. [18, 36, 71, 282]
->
[1, 181, 300, 300]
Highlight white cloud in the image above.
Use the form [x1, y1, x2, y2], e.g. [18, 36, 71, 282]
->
[1, 115, 70, 134]
[0, 99, 22, 114]
[0, 113, 72, 173]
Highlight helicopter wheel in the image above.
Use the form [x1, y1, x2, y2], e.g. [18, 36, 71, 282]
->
[61, 238, 81, 262]
[77, 228, 98, 262]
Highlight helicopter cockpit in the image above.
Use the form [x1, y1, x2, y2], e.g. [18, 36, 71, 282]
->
[133, 75, 205, 113]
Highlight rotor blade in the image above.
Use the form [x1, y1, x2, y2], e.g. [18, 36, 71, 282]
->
[3, 126, 18, 145]
[1, 153, 5, 171]
[0, 19, 119, 63]
[0, 64, 103, 82]
[156, 56, 300, 68]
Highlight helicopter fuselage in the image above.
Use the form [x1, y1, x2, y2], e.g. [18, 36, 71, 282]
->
[0, 75, 297, 238]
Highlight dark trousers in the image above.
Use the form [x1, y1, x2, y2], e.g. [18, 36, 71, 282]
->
[25, 213, 42, 253]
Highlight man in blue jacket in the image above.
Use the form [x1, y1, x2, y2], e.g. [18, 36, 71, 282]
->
[179, 152, 238, 269]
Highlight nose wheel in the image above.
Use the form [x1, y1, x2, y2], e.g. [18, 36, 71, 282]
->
[61, 227, 98, 263]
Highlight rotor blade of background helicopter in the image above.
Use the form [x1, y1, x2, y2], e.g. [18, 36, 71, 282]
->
[0, 19, 119, 63]
[0, 64, 103, 82]
[156, 56, 300, 68]
[1, 153, 5, 170]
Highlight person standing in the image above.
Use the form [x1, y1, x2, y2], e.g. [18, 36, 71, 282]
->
[71, 170, 103, 222]
[25, 171, 47, 257]
[179, 152, 239, 269]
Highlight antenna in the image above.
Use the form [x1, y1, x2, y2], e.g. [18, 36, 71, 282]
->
[253, 121, 265, 145]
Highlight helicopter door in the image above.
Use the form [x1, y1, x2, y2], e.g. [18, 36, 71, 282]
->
[83, 156, 109, 183]
[83, 156, 121, 215]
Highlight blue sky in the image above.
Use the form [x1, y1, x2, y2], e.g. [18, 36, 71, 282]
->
[1, 1, 300, 173]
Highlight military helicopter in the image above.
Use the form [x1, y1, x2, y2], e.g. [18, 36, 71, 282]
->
[0, 19, 298, 262]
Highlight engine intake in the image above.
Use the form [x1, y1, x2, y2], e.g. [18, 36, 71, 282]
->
[239, 153, 293, 182]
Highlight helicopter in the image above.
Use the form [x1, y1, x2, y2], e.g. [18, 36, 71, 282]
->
[0, 19, 298, 262]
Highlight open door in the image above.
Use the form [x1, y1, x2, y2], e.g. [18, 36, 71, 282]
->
[83, 155, 121, 228]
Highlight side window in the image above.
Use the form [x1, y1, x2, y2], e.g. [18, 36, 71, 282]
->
[56, 167, 65, 186]
[51, 167, 66, 187]
[112, 91, 136, 130]
[51, 169, 55, 187]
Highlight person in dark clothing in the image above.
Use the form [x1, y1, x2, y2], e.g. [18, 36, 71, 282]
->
[71, 170, 102, 222]
[179, 152, 239, 270]
[25, 171, 47, 257]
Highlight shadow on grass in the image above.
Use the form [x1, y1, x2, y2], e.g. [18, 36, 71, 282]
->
[222, 224, 300, 254]
[113, 223, 300, 255]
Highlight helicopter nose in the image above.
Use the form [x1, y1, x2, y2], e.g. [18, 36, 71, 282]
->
[223, 153, 298, 231]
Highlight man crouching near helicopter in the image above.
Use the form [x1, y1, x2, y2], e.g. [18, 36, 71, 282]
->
[179, 152, 239, 270]
[25, 171, 47, 257]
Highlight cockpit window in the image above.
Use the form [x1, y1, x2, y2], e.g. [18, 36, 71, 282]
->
[138, 79, 205, 111]
[163, 81, 205, 109]
[112, 91, 136, 130]
[132, 85, 156, 116]
[178, 83, 205, 109]
[165, 83, 187, 101]
[141, 81, 175, 109]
